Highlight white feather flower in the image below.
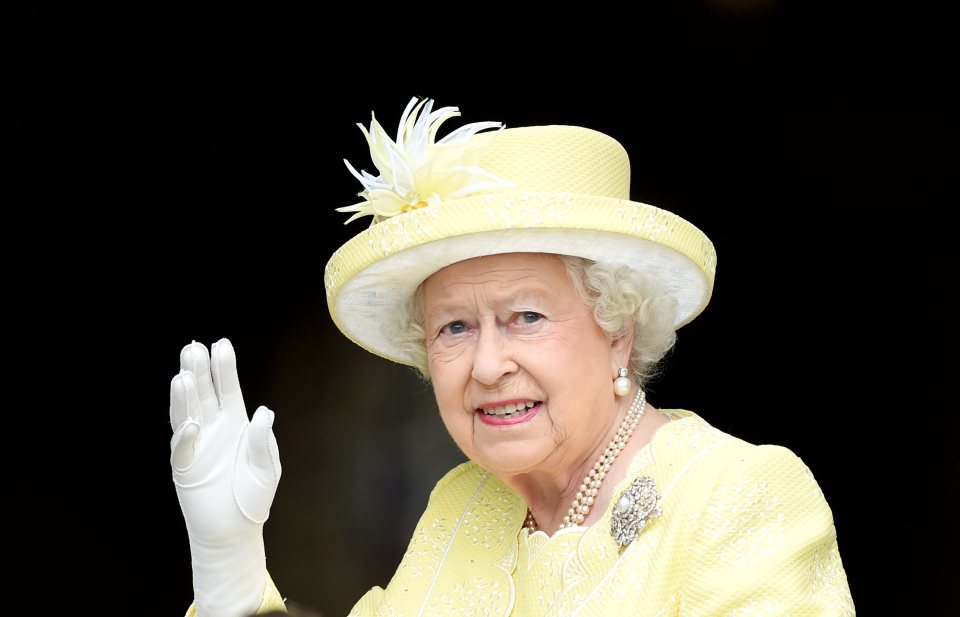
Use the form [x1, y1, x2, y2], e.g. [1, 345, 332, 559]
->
[337, 97, 514, 225]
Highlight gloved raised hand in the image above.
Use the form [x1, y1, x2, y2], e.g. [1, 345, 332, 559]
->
[170, 338, 282, 617]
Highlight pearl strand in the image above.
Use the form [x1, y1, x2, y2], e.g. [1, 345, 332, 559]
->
[524, 388, 647, 534]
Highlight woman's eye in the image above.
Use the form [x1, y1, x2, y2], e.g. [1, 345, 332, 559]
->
[519, 311, 543, 324]
[442, 321, 468, 335]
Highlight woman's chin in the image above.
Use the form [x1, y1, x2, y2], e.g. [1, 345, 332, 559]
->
[466, 407, 552, 472]
[471, 441, 552, 477]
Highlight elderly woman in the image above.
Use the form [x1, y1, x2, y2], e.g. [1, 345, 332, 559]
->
[169, 98, 855, 616]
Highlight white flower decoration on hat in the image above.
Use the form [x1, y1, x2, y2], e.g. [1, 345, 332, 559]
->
[337, 97, 515, 225]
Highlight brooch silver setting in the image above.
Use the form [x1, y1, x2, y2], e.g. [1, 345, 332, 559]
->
[610, 476, 663, 552]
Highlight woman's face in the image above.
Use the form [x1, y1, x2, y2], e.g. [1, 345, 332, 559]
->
[423, 252, 632, 478]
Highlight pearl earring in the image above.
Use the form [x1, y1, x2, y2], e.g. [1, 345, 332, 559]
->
[614, 367, 632, 397]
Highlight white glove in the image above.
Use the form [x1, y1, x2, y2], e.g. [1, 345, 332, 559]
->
[169, 338, 282, 617]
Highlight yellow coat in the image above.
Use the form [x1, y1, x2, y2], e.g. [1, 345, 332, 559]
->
[204, 410, 855, 616]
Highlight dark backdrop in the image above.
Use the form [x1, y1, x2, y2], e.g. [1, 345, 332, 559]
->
[8, 3, 954, 615]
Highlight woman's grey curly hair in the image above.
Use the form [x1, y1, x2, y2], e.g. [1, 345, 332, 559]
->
[387, 255, 679, 389]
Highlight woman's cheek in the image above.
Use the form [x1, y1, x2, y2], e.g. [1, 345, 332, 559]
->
[428, 340, 471, 366]
[516, 329, 571, 350]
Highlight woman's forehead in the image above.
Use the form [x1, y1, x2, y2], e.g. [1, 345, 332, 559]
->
[422, 253, 571, 308]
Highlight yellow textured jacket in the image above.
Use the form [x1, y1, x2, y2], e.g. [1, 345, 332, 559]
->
[205, 410, 855, 616]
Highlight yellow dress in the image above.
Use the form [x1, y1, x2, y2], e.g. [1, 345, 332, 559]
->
[198, 410, 855, 616]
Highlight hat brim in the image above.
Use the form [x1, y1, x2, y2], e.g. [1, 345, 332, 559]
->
[324, 190, 716, 366]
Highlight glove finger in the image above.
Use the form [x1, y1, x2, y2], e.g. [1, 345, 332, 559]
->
[169, 370, 203, 429]
[211, 338, 246, 420]
[235, 406, 281, 523]
[179, 340, 219, 426]
[170, 419, 200, 471]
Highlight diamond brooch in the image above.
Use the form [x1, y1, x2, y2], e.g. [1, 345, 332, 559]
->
[610, 476, 663, 552]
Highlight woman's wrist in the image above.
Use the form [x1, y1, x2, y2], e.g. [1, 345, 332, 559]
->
[191, 537, 267, 617]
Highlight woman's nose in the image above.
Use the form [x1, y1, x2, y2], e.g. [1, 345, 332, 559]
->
[470, 325, 517, 385]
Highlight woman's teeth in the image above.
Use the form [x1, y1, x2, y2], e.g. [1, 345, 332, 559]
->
[481, 401, 537, 417]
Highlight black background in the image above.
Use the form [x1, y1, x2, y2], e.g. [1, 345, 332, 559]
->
[7, 3, 955, 615]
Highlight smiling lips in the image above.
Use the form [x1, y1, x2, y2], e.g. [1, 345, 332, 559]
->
[477, 400, 541, 426]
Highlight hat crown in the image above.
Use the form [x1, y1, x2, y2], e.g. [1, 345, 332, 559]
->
[477, 125, 631, 200]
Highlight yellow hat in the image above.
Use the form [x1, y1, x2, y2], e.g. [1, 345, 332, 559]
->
[324, 98, 716, 366]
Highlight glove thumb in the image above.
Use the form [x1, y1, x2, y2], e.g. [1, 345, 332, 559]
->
[235, 406, 281, 523]
[170, 420, 201, 474]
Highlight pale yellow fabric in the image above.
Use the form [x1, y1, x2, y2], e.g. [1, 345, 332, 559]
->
[189, 410, 854, 615]
[347, 410, 855, 616]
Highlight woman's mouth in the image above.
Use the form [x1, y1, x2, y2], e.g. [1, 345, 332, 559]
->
[477, 401, 542, 426]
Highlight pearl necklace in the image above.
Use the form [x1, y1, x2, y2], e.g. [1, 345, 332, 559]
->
[524, 387, 647, 534]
